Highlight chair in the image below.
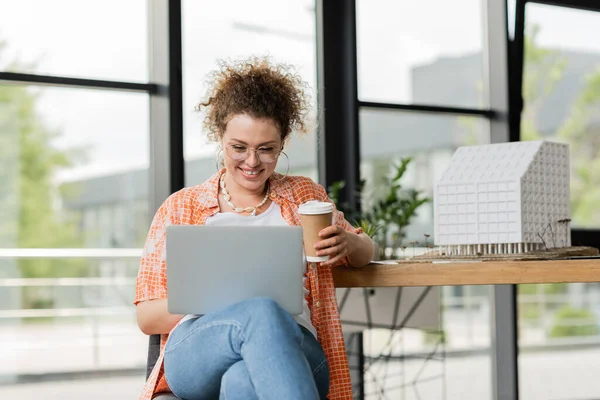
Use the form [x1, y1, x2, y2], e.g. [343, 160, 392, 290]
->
[147, 334, 179, 400]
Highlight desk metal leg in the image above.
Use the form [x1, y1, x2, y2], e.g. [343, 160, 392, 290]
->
[345, 331, 365, 400]
[357, 331, 365, 400]
[491, 284, 519, 400]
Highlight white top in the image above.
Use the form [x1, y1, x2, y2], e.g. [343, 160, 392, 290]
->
[177, 201, 317, 339]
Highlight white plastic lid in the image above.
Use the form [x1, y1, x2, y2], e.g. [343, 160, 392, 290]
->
[298, 200, 334, 215]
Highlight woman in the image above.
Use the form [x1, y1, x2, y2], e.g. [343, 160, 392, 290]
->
[135, 57, 374, 400]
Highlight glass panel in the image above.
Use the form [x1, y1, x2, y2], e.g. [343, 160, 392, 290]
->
[358, 108, 492, 399]
[521, 3, 600, 229]
[356, 0, 486, 108]
[182, 0, 318, 186]
[0, 0, 148, 82]
[0, 85, 150, 250]
[359, 108, 489, 244]
[358, 285, 492, 399]
[0, 257, 144, 377]
[519, 4, 600, 400]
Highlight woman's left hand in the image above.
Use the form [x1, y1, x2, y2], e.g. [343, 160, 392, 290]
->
[313, 225, 354, 266]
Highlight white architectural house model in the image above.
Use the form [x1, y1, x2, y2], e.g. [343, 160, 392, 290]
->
[434, 140, 570, 256]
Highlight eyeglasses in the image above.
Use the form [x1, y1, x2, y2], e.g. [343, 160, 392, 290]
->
[225, 144, 281, 164]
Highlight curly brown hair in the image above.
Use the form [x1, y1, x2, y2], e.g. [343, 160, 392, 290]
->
[197, 56, 311, 144]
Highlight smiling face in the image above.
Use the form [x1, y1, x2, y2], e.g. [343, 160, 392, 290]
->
[220, 114, 282, 194]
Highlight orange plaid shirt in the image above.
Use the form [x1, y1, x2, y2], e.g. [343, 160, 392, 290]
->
[135, 169, 358, 399]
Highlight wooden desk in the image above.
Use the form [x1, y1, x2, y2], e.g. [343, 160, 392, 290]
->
[332, 258, 600, 287]
[333, 256, 600, 400]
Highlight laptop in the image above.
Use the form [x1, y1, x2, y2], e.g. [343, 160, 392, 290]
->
[166, 225, 305, 316]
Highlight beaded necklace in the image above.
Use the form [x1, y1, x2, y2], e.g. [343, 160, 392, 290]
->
[219, 172, 270, 216]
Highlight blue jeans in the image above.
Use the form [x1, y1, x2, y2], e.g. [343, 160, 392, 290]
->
[164, 297, 329, 400]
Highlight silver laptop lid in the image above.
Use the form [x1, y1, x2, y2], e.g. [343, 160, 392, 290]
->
[166, 225, 304, 316]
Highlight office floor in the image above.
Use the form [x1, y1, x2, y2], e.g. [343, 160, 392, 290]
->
[2, 348, 600, 400]
[0, 375, 144, 400]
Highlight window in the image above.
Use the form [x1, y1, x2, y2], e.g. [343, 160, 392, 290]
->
[360, 108, 490, 241]
[354, 0, 499, 396]
[0, 85, 149, 249]
[518, 4, 600, 400]
[357, 108, 493, 398]
[0, 0, 148, 82]
[356, 0, 485, 108]
[0, 0, 152, 386]
[520, 3, 600, 229]
[0, 83, 149, 375]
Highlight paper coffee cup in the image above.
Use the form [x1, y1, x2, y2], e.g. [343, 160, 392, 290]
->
[298, 200, 334, 262]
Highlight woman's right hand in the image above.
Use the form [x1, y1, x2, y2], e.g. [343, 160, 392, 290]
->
[136, 298, 184, 335]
